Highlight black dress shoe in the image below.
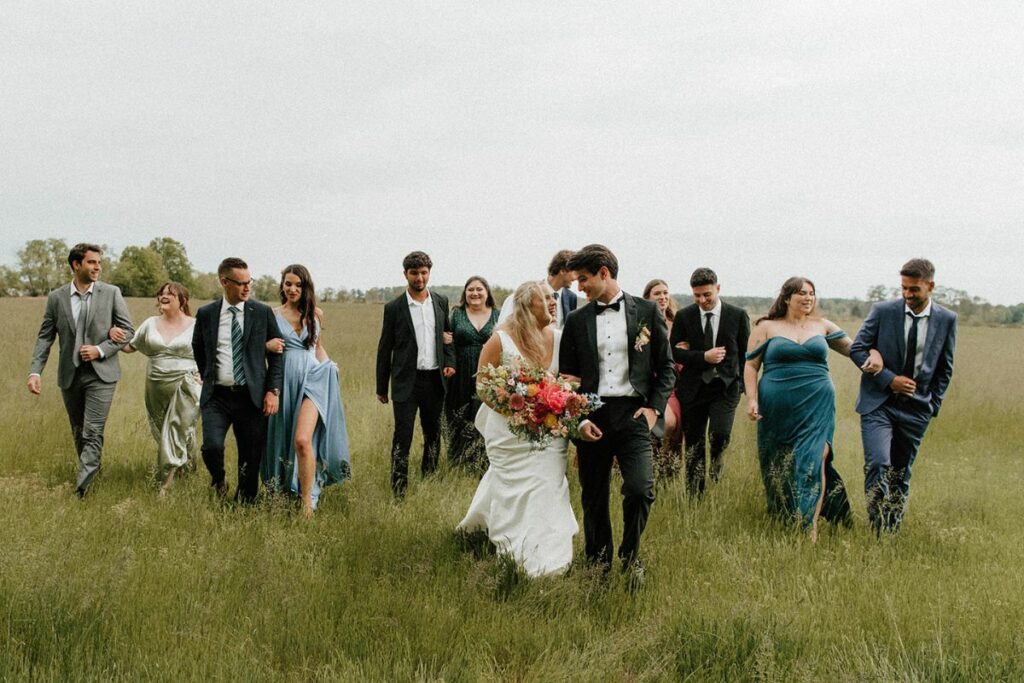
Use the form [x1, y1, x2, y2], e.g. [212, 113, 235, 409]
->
[213, 481, 229, 498]
[75, 487, 87, 499]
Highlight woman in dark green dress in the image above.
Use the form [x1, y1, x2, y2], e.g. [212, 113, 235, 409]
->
[744, 277, 868, 540]
[445, 276, 499, 469]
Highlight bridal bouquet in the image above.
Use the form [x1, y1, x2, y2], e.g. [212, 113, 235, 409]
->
[476, 359, 602, 446]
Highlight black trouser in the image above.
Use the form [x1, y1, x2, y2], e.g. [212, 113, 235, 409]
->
[390, 370, 445, 496]
[681, 379, 740, 497]
[576, 397, 655, 566]
[201, 385, 266, 503]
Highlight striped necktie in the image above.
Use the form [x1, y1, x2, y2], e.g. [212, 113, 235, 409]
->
[229, 306, 246, 385]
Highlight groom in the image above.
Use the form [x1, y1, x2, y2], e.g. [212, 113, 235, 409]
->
[559, 244, 675, 578]
[849, 258, 957, 534]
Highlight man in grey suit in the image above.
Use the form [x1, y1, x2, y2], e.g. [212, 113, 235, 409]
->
[850, 258, 957, 534]
[28, 243, 134, 497]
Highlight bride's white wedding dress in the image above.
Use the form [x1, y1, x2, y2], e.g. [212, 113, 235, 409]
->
[457, 330, 579, 577]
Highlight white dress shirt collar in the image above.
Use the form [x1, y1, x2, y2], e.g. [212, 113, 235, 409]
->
[904, 300, 932, 318]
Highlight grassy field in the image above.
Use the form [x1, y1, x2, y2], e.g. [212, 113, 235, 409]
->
[2, 297, 1022, 681]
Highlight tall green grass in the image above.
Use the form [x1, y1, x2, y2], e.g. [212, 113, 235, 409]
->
[1, 298, 1021, 680]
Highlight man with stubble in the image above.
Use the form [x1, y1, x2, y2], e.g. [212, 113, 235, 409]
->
[376, 251, 456, 497]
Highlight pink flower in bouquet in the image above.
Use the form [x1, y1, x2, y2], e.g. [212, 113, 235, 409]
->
[508, 393, 526, 411]
[538, 383, 568, 414]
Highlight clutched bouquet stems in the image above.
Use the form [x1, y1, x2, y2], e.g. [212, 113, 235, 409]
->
[476, 358, 602, 449]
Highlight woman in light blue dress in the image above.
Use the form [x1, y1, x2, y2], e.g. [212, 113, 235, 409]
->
[262, 265, 350, 515]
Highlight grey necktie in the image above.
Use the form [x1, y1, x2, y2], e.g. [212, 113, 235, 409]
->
[73, 291, 91, 367]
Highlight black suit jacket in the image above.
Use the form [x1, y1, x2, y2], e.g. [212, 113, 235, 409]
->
[192, 299, 284, 409]
[558, 292, 675, 415]
[670, 301, 750, 404]
[376, 291, 456, 403]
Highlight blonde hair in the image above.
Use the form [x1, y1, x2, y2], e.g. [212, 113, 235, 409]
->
[500, 281, 548, 367]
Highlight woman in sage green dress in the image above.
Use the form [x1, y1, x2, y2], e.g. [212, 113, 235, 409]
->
[444, 276, 499, 470]
[744, 277, 875, 540]
[123, 282, 200, 494]
[263, 265, 350, 516]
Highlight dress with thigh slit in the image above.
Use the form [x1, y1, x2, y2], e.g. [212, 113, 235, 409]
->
[746, 332, 851, 527]
[262, 315, 351, 508]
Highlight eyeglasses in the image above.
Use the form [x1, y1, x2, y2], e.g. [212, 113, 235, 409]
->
[224, 277, 253, 287]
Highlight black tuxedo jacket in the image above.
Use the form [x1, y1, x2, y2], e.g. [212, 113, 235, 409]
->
[670, 300, 750, 404]
[376, 291, 456, 403]
[192, 299, 284, 409]
[558, 292, 675, 415]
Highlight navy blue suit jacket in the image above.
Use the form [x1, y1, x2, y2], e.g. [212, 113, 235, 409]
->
[849, 298, 957, 417]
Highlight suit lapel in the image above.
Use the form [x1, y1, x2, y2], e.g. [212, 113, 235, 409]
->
[431, 294, 445, 357]
[242, 301, 257, 346]
[893, 303, 906, 365]
[59, 285, 74, 330]
[584, 302, 598, 368]
[624, 293, 637, 369]
[400, 296, 417, 350]
[689, 306, 703, 349]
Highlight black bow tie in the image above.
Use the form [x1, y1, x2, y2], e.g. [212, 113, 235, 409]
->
[596, 300, 621, 314]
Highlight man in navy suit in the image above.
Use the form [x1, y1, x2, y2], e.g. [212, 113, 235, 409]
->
[547, 249, 578, 328]
[192, 257, 284, 503]
[376, 251, 456, 497]
[850, 258, 957, 533]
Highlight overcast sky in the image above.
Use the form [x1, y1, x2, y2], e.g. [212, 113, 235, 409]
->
[2, 2, 1022, 302]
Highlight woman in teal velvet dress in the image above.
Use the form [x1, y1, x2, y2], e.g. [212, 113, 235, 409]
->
[744, 277, 865, 540]
[263, 265, 351, 515]
[444, 276, 499, 470]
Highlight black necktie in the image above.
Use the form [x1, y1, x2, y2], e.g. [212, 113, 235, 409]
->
[902, 313, 919, 379]
[596, 300, 621, 314]
[701, 312, 716, 383]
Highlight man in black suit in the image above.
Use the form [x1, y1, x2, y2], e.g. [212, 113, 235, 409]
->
[670, 267, 750, 497]
[559, 245, 675, 579]
[192, 257, 284, 503]
[376, 251, 456, 497]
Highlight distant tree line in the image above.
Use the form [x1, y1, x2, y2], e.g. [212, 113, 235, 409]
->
[3, 238, 1021, 326]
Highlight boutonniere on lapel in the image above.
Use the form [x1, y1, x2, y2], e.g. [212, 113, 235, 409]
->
[634, 320, 651, 352]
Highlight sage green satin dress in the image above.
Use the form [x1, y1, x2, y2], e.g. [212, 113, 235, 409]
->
[130, 316, 201, 471]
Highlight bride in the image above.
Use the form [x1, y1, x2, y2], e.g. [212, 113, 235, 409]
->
[457, 281, 579, 577]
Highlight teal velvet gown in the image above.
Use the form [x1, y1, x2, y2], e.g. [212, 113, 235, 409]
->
[746, 331, 851, 527]
[262, 315, 351, 508]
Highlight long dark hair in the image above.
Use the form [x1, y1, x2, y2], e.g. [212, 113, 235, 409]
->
[156, 281, 191, 316]
[456, 275, 495, 309]
[279, 264, 318, 348]
[757, 276, 816, 324]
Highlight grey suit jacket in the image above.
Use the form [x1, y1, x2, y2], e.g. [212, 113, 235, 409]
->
[29, 282, 135, 389]
[849, 298, 957, 417]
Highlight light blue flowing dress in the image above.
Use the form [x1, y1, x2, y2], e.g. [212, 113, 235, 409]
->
[746, 331, 851, 527]
[262, 314, 351, 508]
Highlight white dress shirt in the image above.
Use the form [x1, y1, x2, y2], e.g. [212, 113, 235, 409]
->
[407, 292, 438, 371]
[595, 292, 638, 398]
[701, 298, 723, 345]
[70, 281, 105, 359]
[904, 300, 932, 377]
[216, 298, 245, 386]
